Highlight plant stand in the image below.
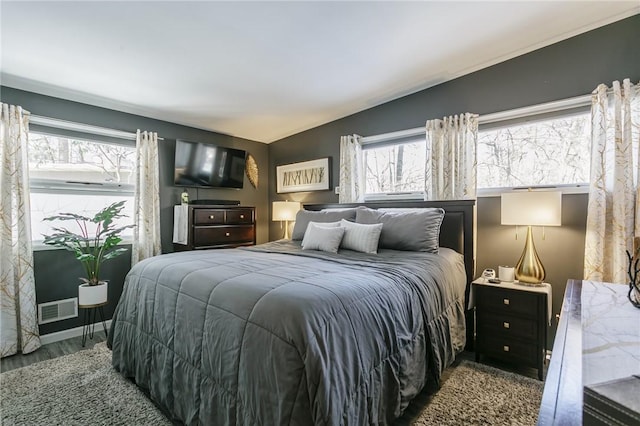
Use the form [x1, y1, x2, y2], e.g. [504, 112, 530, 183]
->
[80, 301, 108, 347]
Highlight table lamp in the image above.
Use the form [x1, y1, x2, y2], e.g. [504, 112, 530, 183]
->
[272, 200, 301, 239]
[501, 191, 562, 285]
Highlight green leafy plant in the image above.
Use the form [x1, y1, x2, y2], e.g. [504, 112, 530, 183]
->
[42, 201, 135, 286]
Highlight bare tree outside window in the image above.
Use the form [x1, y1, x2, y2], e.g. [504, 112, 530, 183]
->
[27, 133, 135, 243]
[477, 114, 590, 188]
[27, 133, 135, 184]
[364, 141, 425, 194]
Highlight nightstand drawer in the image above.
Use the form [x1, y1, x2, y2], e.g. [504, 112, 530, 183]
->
[194, 209, 225, 225]
[226, 209, 253, 224]
[193, 225, 255, 246]
[476, 335, 538, 365]
[476, 286, 539, 318]
[477, 313, 538, 341]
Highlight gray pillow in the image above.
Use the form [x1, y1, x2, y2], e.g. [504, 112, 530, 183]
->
[339, 219, 383, 254]
[301, 223, 345, 253]
[291, 209, 357, 240]
[355, 207, 445, 252]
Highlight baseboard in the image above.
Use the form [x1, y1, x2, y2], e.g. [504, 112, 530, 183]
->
[40, 320, 112, 345]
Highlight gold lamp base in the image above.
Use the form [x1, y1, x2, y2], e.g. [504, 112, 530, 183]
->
[282, 220, 290, 239]
[515, 226, 546, 285]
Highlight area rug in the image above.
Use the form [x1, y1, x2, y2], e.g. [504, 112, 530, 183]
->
[400, 360, 544, 425]
[1, 344, 542, 425]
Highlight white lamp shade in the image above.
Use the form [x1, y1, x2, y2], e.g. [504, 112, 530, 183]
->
[272, 201, 301, 221]
[501, 191, 562, 226]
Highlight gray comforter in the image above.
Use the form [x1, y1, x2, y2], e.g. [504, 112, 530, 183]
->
[108, 241, 467, 425]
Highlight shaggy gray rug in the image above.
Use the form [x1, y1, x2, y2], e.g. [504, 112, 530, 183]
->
[1, 344, 542, 425]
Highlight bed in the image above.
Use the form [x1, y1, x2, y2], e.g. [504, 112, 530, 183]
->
[108, 200, 475, 425]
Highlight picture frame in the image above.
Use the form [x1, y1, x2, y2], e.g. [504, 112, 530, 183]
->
[276, 158, 331, 193]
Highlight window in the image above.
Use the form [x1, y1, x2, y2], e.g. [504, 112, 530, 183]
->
[363, 138, 426, 198]
[477, 112, 590, 191]
[28, 131, 136, 245]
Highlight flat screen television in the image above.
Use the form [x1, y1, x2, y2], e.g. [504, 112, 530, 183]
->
[174, 140, 246, 189]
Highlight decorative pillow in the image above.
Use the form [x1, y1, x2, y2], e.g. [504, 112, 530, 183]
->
[301, 221, 341, 247]
[339, 219, 383, 254]
[291, 209, 357, 240]
[301, 223, 346, 253]
[355, 207, 445, 252]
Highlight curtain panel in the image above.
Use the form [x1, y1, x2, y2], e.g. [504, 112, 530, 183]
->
[132, 130, 161, 265]
[424, 113, 478, 200]
[584, 79, 640, 283]
[0, 103, 41, 357]
[339, 134, 365, 203]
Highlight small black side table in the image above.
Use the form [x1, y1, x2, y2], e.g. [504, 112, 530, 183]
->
[79, 301, 108, 347]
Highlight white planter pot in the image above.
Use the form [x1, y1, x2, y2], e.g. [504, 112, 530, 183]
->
[78, 281, 108, 307]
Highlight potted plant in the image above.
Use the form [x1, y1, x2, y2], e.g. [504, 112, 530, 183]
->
[42, 201, 135, 306]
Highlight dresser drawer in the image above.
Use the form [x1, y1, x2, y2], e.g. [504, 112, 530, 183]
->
[476, 286, 539, 318]
[193, 209, 225, 225]
[477, 313, 538, 341]
[193, 225, 255, 246]
[226, 209, 253, 224]
[476, 334, 538, 365]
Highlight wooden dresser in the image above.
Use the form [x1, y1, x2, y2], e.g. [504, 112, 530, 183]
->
[173, 204, 256, 251]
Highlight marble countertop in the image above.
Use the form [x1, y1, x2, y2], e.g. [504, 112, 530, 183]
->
[581, 280, 640, 387]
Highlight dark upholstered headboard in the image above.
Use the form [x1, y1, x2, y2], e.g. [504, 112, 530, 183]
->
[304, 199, 476, 349]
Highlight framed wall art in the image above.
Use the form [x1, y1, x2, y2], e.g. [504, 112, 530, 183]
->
[276, 158, 331, 193]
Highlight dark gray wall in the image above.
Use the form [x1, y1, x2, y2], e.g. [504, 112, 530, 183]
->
[268, 15, 639, 348]
[0, 87, 270, 334]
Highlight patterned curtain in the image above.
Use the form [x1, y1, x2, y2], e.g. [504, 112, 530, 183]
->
[0, 103, 41, 357]
[584, 79, 640, 283]
[339, 134, 365, 203]
[132, 130, 161, 265]
[424, 113, 478, 200]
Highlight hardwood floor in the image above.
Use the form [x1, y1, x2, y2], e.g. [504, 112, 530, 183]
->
[0, 334, 107, 373]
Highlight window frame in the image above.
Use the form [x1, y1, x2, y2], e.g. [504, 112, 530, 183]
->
[359, 93, 592, 199]
[27, 117, 138, 249]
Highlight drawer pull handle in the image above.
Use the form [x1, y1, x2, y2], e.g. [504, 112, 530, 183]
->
[503, 298, 510, 305]
[503, 322, 510, 329]
[240, 214, 244, 219]
[209, 215, 215, 220]
[225, 232, 230, 237]
[503, 345, 510, 352]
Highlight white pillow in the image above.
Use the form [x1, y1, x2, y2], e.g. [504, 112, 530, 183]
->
[339, 219, 383, 254]
[301, 223, 345, 253]
[301, 221, 341, 247]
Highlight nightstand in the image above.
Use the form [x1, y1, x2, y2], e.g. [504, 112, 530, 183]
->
[471, 278, 550, 380]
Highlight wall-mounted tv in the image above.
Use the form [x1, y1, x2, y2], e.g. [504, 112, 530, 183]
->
[174, 140, 246, 189]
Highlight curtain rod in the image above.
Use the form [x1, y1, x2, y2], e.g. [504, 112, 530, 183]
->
[26, 114, 165, 141]
[361, 93, 592, 143]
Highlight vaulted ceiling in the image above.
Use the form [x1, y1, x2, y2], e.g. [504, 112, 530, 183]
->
[1, 1, 638, 143]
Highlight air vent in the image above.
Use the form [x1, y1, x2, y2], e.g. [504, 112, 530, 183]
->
[38, 298, 78, 324]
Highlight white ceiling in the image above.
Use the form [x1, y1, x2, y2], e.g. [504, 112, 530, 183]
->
[1, 2, 638, 143]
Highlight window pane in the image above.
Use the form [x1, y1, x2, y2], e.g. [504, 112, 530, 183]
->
[30, 193, 134, 243]
[28, 133, 135, 184]
[364, 141, 426, 194]
[477, 114, 590, 189]
[27, 132, 136, 243]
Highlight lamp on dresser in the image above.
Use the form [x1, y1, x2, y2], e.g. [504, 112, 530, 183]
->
[272, 200, 301, 239]
[501, 190, 562, 285]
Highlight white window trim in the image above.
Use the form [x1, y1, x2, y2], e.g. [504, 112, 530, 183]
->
[32, 238, 134, 252]
[360, 93, 591, 143]
[28, 119, 137, 245]
[477, 183, 589, 197]
[30, 178, 135, 195]
[359, 93, 592, 197]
